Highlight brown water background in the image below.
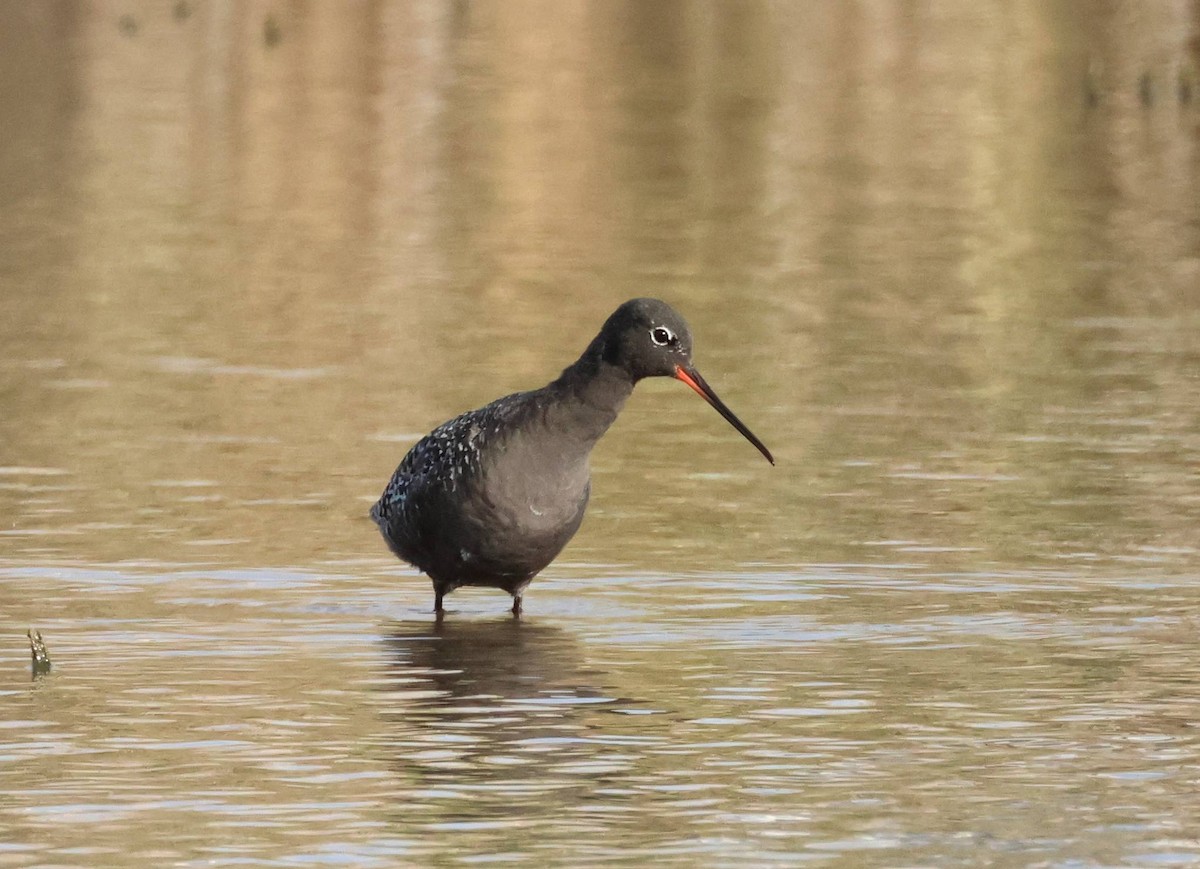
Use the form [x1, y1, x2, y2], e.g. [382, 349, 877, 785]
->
[3, 2, 1200, 865]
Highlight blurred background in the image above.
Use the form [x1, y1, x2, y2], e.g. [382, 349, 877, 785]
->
[2, 1, 1199, 569]
[2, 2, 1200, 865]
[2, 3, 1200, 571]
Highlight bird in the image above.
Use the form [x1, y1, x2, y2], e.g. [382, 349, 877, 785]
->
[371, 298, 773, 618]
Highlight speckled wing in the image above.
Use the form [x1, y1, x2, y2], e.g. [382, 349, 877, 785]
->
[370, 393, 530, 569]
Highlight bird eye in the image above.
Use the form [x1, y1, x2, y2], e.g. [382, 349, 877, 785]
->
[650, 326, 674, 346]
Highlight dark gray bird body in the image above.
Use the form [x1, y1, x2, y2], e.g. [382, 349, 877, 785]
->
[371, 298, 772, 617]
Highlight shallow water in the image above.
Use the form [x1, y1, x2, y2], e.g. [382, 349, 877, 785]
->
[3, 2, 1200, 866]
[5, 564, 1200, 865]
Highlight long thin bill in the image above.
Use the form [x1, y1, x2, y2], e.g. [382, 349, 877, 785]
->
[674, 365, 775, 465]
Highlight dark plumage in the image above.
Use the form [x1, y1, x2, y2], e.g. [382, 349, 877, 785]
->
[371, 298, 773, 617]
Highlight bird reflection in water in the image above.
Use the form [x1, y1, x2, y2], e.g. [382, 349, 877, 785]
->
[378, 620, 655, 831]
[380, 620, 631, 791]
[383, 618, 603, 706]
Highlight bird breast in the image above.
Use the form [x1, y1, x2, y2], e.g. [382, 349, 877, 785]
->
[477, 436, 592, 537]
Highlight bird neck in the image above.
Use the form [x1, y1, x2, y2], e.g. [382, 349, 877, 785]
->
[544, 338, 635, 446]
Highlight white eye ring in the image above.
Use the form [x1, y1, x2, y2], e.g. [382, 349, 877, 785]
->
[650, 326, 674, 346]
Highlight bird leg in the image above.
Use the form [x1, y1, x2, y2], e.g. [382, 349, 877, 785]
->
[434, 588, 445, 619]
[511, 594, 522, 618]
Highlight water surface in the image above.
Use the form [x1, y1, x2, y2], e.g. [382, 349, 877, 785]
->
[2, 2, 1200, 865]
